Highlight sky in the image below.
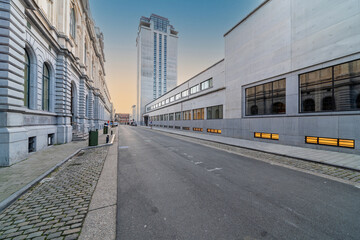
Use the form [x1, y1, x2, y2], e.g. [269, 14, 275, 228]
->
[89, 0, 264, 113]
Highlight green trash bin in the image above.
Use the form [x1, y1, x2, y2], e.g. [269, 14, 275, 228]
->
[89, 130, 98, 146]
[103, 125, 108, 134]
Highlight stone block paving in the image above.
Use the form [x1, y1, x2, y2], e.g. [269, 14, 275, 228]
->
[0, 146, 108, 240]
[171, 133, 360, 184]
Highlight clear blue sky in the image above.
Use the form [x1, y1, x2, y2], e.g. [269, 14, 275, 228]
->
[89, 0, 264, 113]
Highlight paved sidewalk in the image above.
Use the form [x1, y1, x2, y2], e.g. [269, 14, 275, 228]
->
[0, 130, 114, 212]
[148, 127, 360, 171]
[79, 131, 118, 240]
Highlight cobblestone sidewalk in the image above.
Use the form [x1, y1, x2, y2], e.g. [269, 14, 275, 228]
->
[0, 146, 109, 240]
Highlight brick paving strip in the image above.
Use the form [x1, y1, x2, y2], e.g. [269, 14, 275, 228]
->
[0, 146, 109, 240]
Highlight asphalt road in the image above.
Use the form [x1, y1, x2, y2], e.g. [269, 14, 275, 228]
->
[116, 126, 360, 240]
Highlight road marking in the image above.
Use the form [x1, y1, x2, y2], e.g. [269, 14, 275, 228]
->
[194, 162, 203, 165]
[119, 146, 129, 149]
[187, 155, 194, 158]
[355, 185, 360, 189]
[207, 168, 222, 172]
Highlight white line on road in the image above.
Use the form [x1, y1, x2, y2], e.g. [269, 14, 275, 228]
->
[194, 162, 203, 165]
[207, 168, 222, 172]
[119, 146, 129, 149]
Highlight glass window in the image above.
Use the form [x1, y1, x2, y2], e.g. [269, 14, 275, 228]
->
[175, 93, 181, 100]
[183, 110, 191, 120]
[207, 105, 223, 119]
[300, 59, 360, 112]
[181, 89, 189, 98]
[24, 50, 30, 108]
[245, 79, 286, 115]
[175, 112, 181, 120]
[170, 96, 175, 102]
[42, 64, 50, 111]
[161, 100, 165, 105]
[200, 78, 213, 90]
[85, 95, 89, 117]
[193, 108, 204, 120]
[165, 98, 169, 104]
[70, 7, 76, 39]
[169, 113, 174, 121]
[190, 85, 200, 94]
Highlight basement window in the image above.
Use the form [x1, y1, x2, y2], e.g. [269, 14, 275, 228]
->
[28, 137, 36, 153]
[48, 134, 54, 146]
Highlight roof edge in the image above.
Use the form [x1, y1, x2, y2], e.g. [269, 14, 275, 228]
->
[145, 59, 225, 107]
[224, 0, 271, 37]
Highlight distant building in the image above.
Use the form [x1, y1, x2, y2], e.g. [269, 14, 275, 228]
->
[130, 105, 136, 123]
[115, 113, 130, 125]
[144, 0, 360, 154]
[136, 14, 178, 125]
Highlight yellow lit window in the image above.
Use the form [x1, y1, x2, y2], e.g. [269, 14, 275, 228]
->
[305, 136, 355, 148]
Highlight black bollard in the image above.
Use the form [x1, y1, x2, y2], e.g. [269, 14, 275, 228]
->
[106, 135, 109, 143]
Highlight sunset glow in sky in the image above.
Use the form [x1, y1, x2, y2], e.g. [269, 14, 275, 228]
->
[89, 0, 263, 113]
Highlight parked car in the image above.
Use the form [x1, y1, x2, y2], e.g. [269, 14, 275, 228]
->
[130, 122, 137, 126]
[113, 122, 118, 127]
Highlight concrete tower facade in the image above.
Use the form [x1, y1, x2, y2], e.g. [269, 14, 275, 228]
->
[136, 14, 178, 125]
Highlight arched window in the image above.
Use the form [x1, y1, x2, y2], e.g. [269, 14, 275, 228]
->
[42, 64, 50, 111]
[24, 50, 30, 107]
[70, 7, 76, 38]
[357, 94, 360, 109]
[272, 102, 286, 114]
[322, 96, 334, 111]
[303, 99, 315, 112]
[251, 105, 258, 115]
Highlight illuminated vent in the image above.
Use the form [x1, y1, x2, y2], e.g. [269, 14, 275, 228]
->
[305, 136, 355, 148]
[254, 132, 279, 140]
[207, 128, 221, 134]
[183, 127, 190, 130]
[193, 128, 203, 132]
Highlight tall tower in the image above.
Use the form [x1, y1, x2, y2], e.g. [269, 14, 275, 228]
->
[136, 14, 178, 125]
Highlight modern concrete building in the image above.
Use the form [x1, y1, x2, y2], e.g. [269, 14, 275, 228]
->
[144, 0, 360, 154]
[0, 0, 113, 166]
[136, 14, 178, 125]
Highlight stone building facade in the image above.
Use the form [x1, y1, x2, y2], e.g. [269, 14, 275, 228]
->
[0, 0, 113, 166]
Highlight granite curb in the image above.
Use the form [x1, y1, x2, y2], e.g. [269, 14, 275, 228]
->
[79, 129, 118, 240]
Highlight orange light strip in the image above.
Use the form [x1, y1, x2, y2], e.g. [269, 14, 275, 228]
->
[305, 136, 354, 148]
[254, 132, 279, 140]
[207, 128, 222, 134]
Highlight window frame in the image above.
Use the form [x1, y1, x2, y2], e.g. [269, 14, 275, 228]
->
[207, 105, 223, 120]
[245, 79, 286, 116]
[24, 50, 30, 108]
[298, 58, 360, 113]
[42, 63, 50, 111]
